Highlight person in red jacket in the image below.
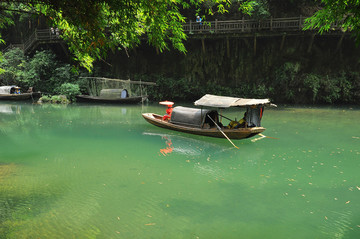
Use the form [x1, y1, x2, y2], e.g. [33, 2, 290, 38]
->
[159, 101, 174, 121]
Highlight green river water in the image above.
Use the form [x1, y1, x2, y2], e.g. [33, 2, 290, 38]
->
[0, 101, 359, 239]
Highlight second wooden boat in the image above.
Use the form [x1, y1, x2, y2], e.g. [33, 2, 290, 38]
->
[76, 94, 145, 104]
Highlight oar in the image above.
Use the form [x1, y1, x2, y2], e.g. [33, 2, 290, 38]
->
[251, 134, 266, 142]
[207, 115, 239, 149]
[258, 133, 279, 139]
[251, 133, 279, 142]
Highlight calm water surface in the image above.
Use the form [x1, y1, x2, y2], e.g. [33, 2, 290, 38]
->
[0, 101, 359, 239]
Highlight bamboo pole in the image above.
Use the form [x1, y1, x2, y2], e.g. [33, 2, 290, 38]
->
[79, 77, 156, 86]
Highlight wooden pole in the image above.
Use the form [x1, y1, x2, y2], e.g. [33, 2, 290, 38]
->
[253, 34, 257, 56]
[79, 77, 156, 86]
[280, 33, 286, 51]
[201, 38, 206, 53]
[307, 33, 315, 53]
[226, 38, 230, 58]
[207, 115, 239, 149]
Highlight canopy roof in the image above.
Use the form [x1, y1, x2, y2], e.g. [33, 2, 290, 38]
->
[159, 101, 174, 106]
[194, 94, 274, 108]
[0, 86, 17, 94]
[170, 106, 217, 128]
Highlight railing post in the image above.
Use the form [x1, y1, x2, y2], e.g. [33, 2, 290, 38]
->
[270, 16, 273, 31]
[189, 20, 192, 33]
[215, 19, 218, 33]
[299, 15, 302, 30]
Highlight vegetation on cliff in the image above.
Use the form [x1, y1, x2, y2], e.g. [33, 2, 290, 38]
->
[1, 1, 360, 104]
[0, 0, 254, 70]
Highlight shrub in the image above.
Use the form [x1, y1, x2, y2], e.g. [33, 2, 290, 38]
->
[56, 83, 80, 102]
[51, 95, 69, 104]
[274, 62, 302, 102]
[303, 73, 320, 103]
[39, 95, 51, 103]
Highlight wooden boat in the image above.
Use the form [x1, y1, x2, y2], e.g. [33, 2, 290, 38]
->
[76, 95, 146, 104]
[76, 88, 146, 104]
[0, 93, 33, 100]
[142, 94, 276, 140]
[0, 86, 41, 101]
[76, 77, 155, 104]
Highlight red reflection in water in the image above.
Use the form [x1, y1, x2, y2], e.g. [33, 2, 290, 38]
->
[159, 136, 174, 156]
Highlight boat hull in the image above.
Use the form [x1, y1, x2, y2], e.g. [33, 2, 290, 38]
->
[76, 95, 145, 104]
[0, 93, 40, 101]
[142, 113, 265, 140]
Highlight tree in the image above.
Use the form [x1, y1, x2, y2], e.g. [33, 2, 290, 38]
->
[304, 0, 360, 42]
[0, 0, 255, 71]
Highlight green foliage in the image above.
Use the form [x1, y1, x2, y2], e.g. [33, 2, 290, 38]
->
[56, 83, 80, 102]
[273, 63, 356, 104]
[18, 50, 58, 89]
[303, 73, 321, 103]
[146, 75, 274, 102]
[320, 75, 341, 103]
[1, 1, 254, 71]
[336, 71, 353, 102]
[246, 0, 270, 19]
[1, 48, 76, 94]
[40, 94, 70, 104]
[274, 62, 302, 102]
[0, 48, 27, 85]
[148, 76, 204, 101]
[317, 72, 353, 103]
[304, 0, 360, 43]
[39, 95, 51, 102]
[0, 3, 15, 29]
[50, 95, 69, 104]
[210, 69, 355, 104]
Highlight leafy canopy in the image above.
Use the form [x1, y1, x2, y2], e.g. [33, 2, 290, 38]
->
[0, 0, 256, 71]
[304, 0, 360, 42]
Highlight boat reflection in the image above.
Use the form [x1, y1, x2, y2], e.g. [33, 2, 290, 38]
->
[143, 132, 230, 157]
[159, 136, 174, 156]
[0, 103, 21, 114]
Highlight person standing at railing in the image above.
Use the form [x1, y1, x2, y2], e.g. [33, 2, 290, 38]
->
[50, 27, 55, 39]
[196, 16, 202, 25]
